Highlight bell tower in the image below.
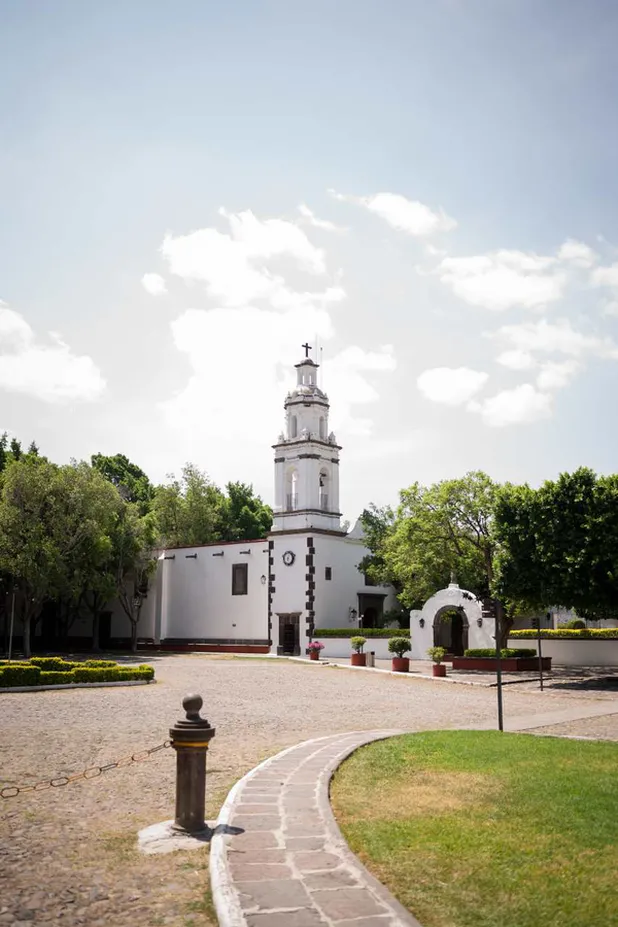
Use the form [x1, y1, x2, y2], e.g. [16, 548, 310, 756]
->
[271, 344, 341, 532]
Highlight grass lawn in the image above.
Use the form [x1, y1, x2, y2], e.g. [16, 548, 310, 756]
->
[330, 731, 618, 927]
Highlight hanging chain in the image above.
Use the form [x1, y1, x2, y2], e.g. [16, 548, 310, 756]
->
[1, 739, 172, 799]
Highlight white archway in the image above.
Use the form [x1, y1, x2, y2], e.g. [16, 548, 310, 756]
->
[409, 582, 495, 660]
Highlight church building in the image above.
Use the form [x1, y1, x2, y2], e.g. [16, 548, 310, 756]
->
[104, 346, 397, 654]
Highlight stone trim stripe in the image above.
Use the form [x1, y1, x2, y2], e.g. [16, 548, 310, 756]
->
[209, 730, 422, 927]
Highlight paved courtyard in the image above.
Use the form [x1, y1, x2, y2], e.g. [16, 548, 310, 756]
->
[2, 653, 618, 927]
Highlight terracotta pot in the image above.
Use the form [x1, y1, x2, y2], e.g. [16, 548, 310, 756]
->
[351, 653, 366, 667]
[309, 651, 320, 661]
[391, 657, 409, 673]
[432, 663, 446, 677]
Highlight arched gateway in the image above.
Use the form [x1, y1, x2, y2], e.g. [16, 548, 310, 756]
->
[409, 582, 496, 660]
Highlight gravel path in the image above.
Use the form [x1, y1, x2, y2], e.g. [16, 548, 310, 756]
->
[2, 653, 617, 927]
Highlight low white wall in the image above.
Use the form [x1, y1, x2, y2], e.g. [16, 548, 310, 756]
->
[509, 639, 618, 666]
[315, 637, 402, 660]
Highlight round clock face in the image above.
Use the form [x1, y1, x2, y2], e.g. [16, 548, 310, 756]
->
[282, 550, 296, 566]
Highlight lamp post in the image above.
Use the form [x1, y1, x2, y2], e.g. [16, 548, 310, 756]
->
[493, 601, 504, 732]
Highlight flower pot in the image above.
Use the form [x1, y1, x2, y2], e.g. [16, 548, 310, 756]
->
[309, 651, 320, 661]
[351, 653, 366, 667]
[432, 663, 446, 677]
[391, 657, 409, 673]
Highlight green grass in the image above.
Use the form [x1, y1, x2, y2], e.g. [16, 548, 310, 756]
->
[330, 731, 618, 927]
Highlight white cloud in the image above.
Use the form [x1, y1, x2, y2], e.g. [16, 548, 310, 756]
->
[0, 304, 105, 403]
[557, 239, 597, 268]
[161, 208, 330, 309]
[297, 204, 346, 233]
[489, 318, 618, 359]
[473, 384, 552, 427]
[162, 307, 394, 441]
[536, 359, 581, 391]
[438, 250, 565, 311]
[417, 366, 488, 406]
[142, 273, 167, 296]
[497, 349, 535, 370]
[329, 189, 456, 236]
[591, 263, 618, 288]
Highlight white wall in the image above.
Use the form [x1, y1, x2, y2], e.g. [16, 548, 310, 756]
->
[313, 535, 398, 629]
[509, 638, 618, 666]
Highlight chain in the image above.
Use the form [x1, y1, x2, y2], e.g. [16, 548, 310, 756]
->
[1, 739, 172, 799]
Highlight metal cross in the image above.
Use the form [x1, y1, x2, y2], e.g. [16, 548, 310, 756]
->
[302, 342, 312, 358]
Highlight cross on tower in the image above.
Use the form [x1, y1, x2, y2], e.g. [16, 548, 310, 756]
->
[302, 342, 312, 358]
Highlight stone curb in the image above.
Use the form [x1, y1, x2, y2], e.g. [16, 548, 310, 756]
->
[209, 730, 422, 927]
[0, 679, 155, 694]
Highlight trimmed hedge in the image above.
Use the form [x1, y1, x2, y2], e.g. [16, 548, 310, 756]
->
[313, 628, 410, 639]
[510, 629, 618, 640]
[30, 657, 75, 672]
[0, 660, 155, 687]
[465, 648, 537, 659]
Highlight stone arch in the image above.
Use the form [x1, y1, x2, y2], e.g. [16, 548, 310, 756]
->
[409, 582, 493, 660]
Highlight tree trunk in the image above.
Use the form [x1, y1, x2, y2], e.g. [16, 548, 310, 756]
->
[22, 614, 31, 660]
[130, 619, 138, 653]
[495, 600, 512, 651]
[92, 612, 100, 652]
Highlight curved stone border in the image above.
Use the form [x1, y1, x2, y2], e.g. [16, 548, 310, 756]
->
[0, 679, 155, 694]
[210, 730, 422, 926]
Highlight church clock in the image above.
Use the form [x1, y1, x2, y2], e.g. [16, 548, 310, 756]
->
[282, 550, 296, 566]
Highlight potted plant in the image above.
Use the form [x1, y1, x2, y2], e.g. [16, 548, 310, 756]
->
[350, 636, 367, 667]
[307, 640, 324, 661]
[427, 646, 447, 677]
[388, 637, 411, 672]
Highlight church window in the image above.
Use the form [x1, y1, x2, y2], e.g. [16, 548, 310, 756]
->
[232, 563, 248, 595]
[319, 416, 325, 438]
[319, 471, 329, 511]
[290, 415, 297, 438]
[325, 567, 332, 581]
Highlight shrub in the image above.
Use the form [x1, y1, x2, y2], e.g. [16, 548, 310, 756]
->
[313, 628, 409, 639]
[350, 636, 366, 653]
[30, 657, 75, 672]
[83, 660, 118, 668]
[307, 641, 324, 652]
[0, 665, 41, 687]
[560, 619, 586, 630]
[464, 648, 537, 659]
[427, 646, 446, 664]
[388, 637, 411, 658]
[39, 670, 76, 684]
[510, 628, 618, 640]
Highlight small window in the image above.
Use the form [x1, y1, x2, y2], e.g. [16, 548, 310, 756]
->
[325, 567, 332, 581]
[232, 563, 248, 595]
[364, 573, 376, 587]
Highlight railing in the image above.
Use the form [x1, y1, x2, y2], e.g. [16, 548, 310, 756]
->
[286, 493, 299, 511]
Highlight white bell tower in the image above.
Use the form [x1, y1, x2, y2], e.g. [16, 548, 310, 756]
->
[271, 344, 341, 532]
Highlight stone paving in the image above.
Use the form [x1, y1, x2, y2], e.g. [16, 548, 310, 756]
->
[211, 731, 421, 927]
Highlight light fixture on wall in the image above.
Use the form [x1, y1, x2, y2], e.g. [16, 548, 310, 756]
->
[260, 575, 267, 584]
[349, 607, 357, 622]
[477, 617, 483, 627]
[419, 618, 425, 628]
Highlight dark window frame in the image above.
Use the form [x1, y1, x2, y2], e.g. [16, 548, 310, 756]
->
[325, 566, 332, 581]
[232, 562, 248, 595]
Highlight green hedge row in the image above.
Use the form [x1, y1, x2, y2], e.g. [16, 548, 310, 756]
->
[313, 628, 410, 639]
[510, 629, 618, 640]
[464, 648, 537, 659]
[0, 662, 155, 688]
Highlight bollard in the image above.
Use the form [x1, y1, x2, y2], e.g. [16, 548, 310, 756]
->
[169, 694, 216, 834]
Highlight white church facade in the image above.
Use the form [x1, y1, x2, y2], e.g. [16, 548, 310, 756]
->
[107, 347, 398, 655]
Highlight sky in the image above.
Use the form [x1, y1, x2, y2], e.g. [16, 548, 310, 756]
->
[2, 0, 618, 522]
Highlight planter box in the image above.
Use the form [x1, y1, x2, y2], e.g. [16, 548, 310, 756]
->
[432, 664, 446, 677]
[452, 656, 552, 672]
[350, 653, 367, 667]
[391, 657, 409, 673]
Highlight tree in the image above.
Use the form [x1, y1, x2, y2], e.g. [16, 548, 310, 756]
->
[9, 437, 22, 460]
[112, 504, 157, 652]
[153, 464, 226, 547]
[221, 482, 272, 540]
[361, 472, 517, 648]
[91, 453, 154, 515]
[495, 468, 618, 620]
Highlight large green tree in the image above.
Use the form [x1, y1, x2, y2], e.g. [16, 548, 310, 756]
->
[91, 452, 154, 515]
[495, 467, 618, 620]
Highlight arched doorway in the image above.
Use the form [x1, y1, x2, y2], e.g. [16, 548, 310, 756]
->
[433, 606, 469, 656]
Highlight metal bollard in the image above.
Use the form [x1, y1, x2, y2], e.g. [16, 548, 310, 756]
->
[169, 694, 216, 834]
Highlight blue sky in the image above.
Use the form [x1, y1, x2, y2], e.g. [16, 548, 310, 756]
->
[2, 0, 618, 519]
